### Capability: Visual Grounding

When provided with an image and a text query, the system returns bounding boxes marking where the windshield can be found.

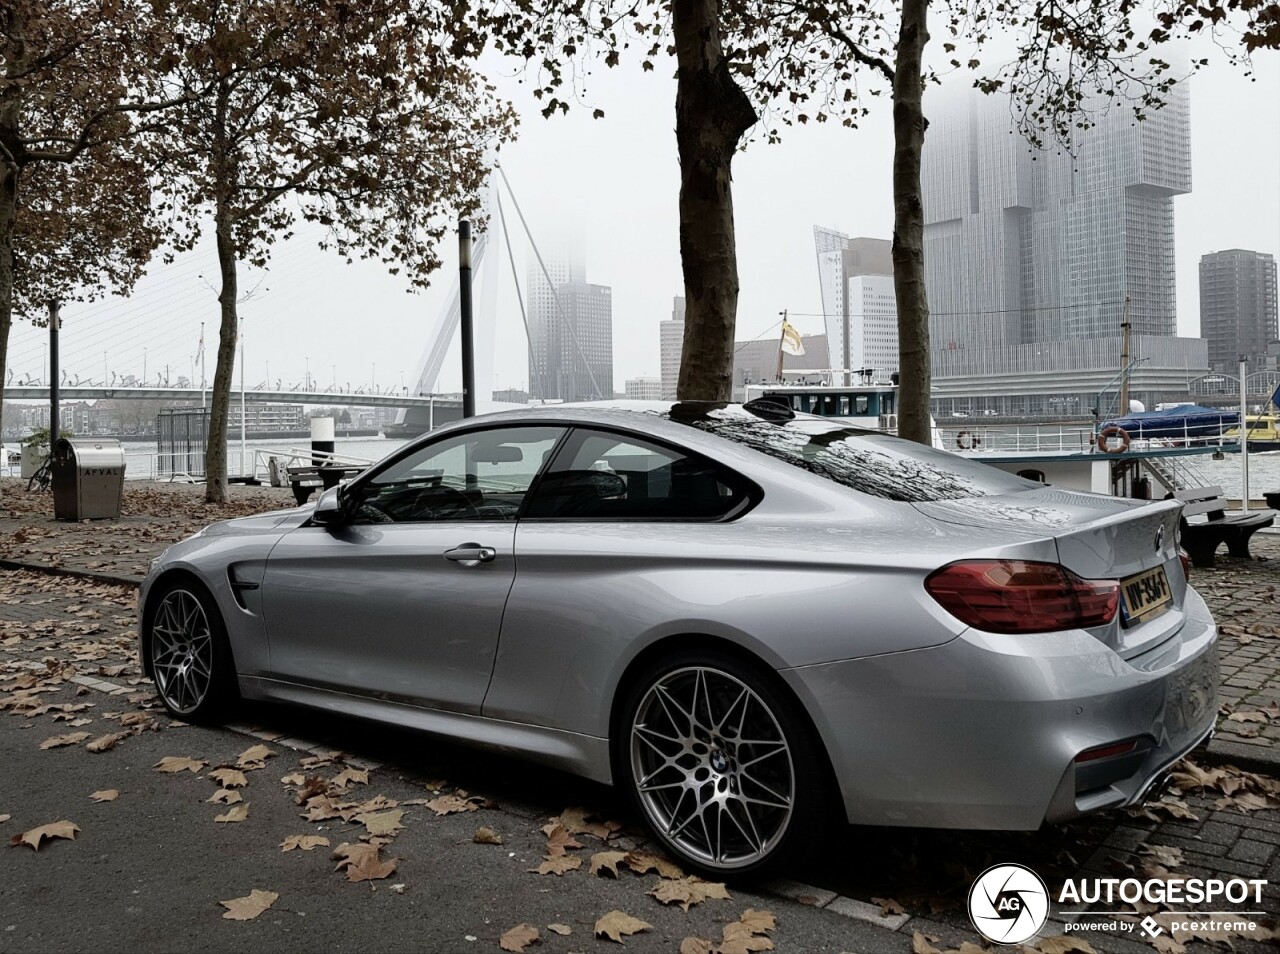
[669,404,1034,503]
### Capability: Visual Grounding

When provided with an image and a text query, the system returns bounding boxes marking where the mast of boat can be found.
[1118,296,1132,413]
[1240,354,1250,514]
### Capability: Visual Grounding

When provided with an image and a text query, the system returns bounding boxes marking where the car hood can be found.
[200,505,314,536]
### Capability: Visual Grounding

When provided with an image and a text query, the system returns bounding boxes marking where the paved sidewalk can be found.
[2,569,1278,953]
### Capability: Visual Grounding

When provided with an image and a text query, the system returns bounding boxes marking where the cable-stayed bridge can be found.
[1,385,456,410]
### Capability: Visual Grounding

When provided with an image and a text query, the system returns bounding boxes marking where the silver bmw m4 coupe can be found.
[138,401,1218,876]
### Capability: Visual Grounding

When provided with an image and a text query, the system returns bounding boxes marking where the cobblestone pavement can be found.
[3,496,1280,950]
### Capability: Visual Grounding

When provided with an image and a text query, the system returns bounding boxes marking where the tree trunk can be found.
[891,0,932,444]
[671,0,757,402]
[203,80,236,504]
[0,164,16,465]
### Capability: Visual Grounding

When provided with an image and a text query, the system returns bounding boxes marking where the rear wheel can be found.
[147,582,237,723]
[620,650,831,878]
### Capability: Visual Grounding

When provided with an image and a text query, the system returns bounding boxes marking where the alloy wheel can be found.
[629,666,795,870]
[150,589,215,715]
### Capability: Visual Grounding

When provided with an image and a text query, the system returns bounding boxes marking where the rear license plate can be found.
[1121,566,1172,623]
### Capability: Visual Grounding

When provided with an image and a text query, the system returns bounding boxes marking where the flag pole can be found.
[776,310,787,382]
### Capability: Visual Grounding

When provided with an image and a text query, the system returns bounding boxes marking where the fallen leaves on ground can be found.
[358,809,404,837]
[89,790,118,802]
[235,745,274,770]
[1164,759,1280,813]
[40,732,90,749]
[473,826,503,845]
[590,850,628,877]
[650,876,732,911]
[1029,938,1099,954]
[425,794,480,816]
[531,854,582,876]
[499,924,540,952]
[332,842,398,882]
[550,806,618,840]
[280,835,329,852]
[542,824,582,856]
[871,896,906,917]
[85,731,130,753]
[547,924,571,936]
[219,889,278,921]
[214,804,249,824]
[155,756,206,774]
[330,767,368,789]
[0,814,10,823]
[619,850,683,879]
[9,820,79,851]
[594,910,652,944]
[209,768,248,788]
[207,788,243,805]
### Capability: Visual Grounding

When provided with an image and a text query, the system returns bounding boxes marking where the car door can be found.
[482,427,756,733]
[260,424,567,713]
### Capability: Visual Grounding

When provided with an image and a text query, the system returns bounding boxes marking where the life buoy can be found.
[955,431,981,450]
[1097,426,1131,454]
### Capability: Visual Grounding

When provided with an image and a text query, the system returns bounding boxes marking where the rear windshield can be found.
[669,405,1032,502]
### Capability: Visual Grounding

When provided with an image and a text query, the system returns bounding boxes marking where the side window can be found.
[524,429,751,520]
[350,426,565,523]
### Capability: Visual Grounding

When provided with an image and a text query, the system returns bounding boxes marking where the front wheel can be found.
[147,581,237,723]
[619,651,832,878]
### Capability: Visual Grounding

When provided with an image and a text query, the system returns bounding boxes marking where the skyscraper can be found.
[814,229,895,378]
[1199,249,1278,374]
[920,85,1206,415]
[660,297,686,400]
[527,238,613,401]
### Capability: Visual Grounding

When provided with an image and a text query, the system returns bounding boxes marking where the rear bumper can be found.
[781,586,1219,830]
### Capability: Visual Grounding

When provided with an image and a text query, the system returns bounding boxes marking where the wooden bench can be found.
[1174,485,1275,568]
[286,464,365,505]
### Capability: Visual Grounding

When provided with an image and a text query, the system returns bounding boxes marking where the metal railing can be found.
[937,419,1239,455]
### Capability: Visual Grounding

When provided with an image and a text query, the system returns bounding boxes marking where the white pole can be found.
[1240,355,1250,514]
[240,326,247,478]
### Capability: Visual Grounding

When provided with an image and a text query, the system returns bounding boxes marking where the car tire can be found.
[146,579,238,724]
[618,648,833,879]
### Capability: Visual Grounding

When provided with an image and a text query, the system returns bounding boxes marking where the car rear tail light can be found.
[1178,547,1191,582]
[924,560,1119,634]
[1074,739,1140,763]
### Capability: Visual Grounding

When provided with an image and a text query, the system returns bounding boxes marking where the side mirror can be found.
[310,486,346,526]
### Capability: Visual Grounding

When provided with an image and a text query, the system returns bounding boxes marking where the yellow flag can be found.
[780,320,805,356]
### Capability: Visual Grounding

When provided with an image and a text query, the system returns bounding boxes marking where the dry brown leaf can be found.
[620,850,683,879]
[871,896,906,917]
[473,826,503,845]
[89,790,119,803]
[594,910,652,944]
[280,835,330,852]
[0,814,10,824]
[299,755,333,769]
[530,854,582,876]
[680,939,714,954]
[543,824,582,857]
[235,745,274,769]
[358,809,405,837]
[554,806,613,840]
[546,924,571,936]
[154,756,206,774]
[219,889,278,921]
[279,773,306,786]
[425,794,479,816]
[209,768,249,788]
[912,932,942,954]
[85,732,129,753]
[332,842,398,882]
[649,876,731,911]
[214,804,249,824]
[9,820,80,851]
[499,923,540,953]
[300,795,351,822]
[40,732,91,750]
[207,788,243,805]
[590,850,629,878]
[737,910,776,934]
[1227,710,1270,723]
[331,767,369,789]
[1140,844,1184,868]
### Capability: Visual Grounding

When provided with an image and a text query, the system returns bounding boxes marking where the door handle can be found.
[443,543,496,567]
